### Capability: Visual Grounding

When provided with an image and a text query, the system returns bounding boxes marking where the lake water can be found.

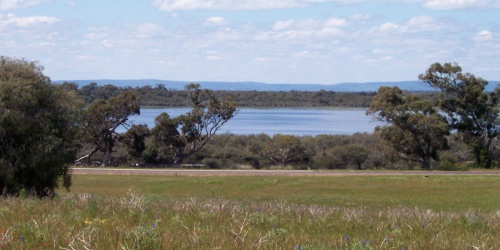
[127,108,384,136]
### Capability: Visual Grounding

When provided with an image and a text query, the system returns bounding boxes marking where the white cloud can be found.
[370,16,453,34]
[76,55,93,60]
[349,13,371,21]
[204,16,226,26]
[135,23,165,38]
[373,22,400,32]
[372,48,394,54]
[267,18,345,40]
[381,55,393,61]
[423,0,500,10]
[84,27,111,40]
[101,39,112,47]
[406,16,445,32]
[151,0,332,11]
[273,20,295,30]
[151,0,212,11]
[254,57,278,63]
[151,0,500,11]
[152,0,452,12]
[292,50,327,58]
[324,17,348,27]
[0,0,49,10]
[205,50,229,61]
[3,1,498,84]
[0,14,60,29]
[352,54,377,65]
[82,23,166,48]
[335,47,350,53]
[474,30,494,41]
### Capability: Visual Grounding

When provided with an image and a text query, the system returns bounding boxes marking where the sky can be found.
[0,0,499,85]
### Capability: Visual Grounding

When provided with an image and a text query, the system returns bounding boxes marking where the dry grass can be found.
[1,192,500,249]
[2,174,500,249]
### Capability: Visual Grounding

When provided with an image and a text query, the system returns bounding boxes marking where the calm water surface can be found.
[129,108,383,136]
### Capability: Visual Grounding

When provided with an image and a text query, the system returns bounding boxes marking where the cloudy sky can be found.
[0,0,499,84]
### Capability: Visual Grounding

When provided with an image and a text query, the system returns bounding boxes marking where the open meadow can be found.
[2,172,500,249]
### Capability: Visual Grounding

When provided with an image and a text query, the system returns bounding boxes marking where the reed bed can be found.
[1,190,499,249]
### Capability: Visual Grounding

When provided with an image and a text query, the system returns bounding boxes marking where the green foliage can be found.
[76,83,383,107]
[311,149,336,169]
[118,124,150,165]
[338,144,371,170]
[196,134,267,169]
[368,86,449,169]
[151,84,237,164]
[142,143,159,164]
[77,91,140,166]
[310,141,371,170]
[89,127,479,170]
[100,130,471,169]
[124,224,159,249]
[78,83,121,104]
[437,151,469,171]
[419,62,500,168]
[265,134,305,166]
[0,56,81,197]
[180,133,417,170]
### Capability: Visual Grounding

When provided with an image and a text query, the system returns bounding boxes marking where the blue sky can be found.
[1,0,499,84]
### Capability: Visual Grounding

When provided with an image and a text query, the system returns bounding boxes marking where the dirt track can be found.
[70,168,500,176]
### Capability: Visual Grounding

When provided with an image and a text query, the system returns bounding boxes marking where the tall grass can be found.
[3,174,500,249]
[1,190,500,249]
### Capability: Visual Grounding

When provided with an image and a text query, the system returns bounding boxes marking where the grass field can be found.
[70,174,500,212]
[2,173,500,249]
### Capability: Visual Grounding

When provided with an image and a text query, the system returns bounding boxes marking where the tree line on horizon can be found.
[1,55,500,198]
[67,81,442,108]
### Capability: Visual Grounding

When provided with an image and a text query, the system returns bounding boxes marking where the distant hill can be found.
[55,79,500,92]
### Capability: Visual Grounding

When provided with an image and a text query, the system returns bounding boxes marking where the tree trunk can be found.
[484,139,493,169]
[101,149,111,166]
[173,154,185,165]
[101,134,115,166]
[75,147,98,165]
[355,160,363,170]
[422,156,431,170]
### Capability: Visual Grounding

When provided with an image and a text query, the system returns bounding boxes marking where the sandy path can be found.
[70,168,500,176]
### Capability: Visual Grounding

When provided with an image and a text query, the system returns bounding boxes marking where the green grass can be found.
[1,174,500,249]
[70,174,500,212]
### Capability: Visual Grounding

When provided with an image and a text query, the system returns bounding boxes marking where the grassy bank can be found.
[1,174,500,249]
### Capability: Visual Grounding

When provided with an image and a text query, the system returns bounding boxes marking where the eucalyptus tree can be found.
[118,124,150,166]
[77,91,140,166]
[419,62,500,168]
[151,84,237,164]
[0,56,82,197]
[264,134,305,166]
[368,86,449,169]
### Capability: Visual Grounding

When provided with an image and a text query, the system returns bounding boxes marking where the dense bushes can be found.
[86,132,479,170]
